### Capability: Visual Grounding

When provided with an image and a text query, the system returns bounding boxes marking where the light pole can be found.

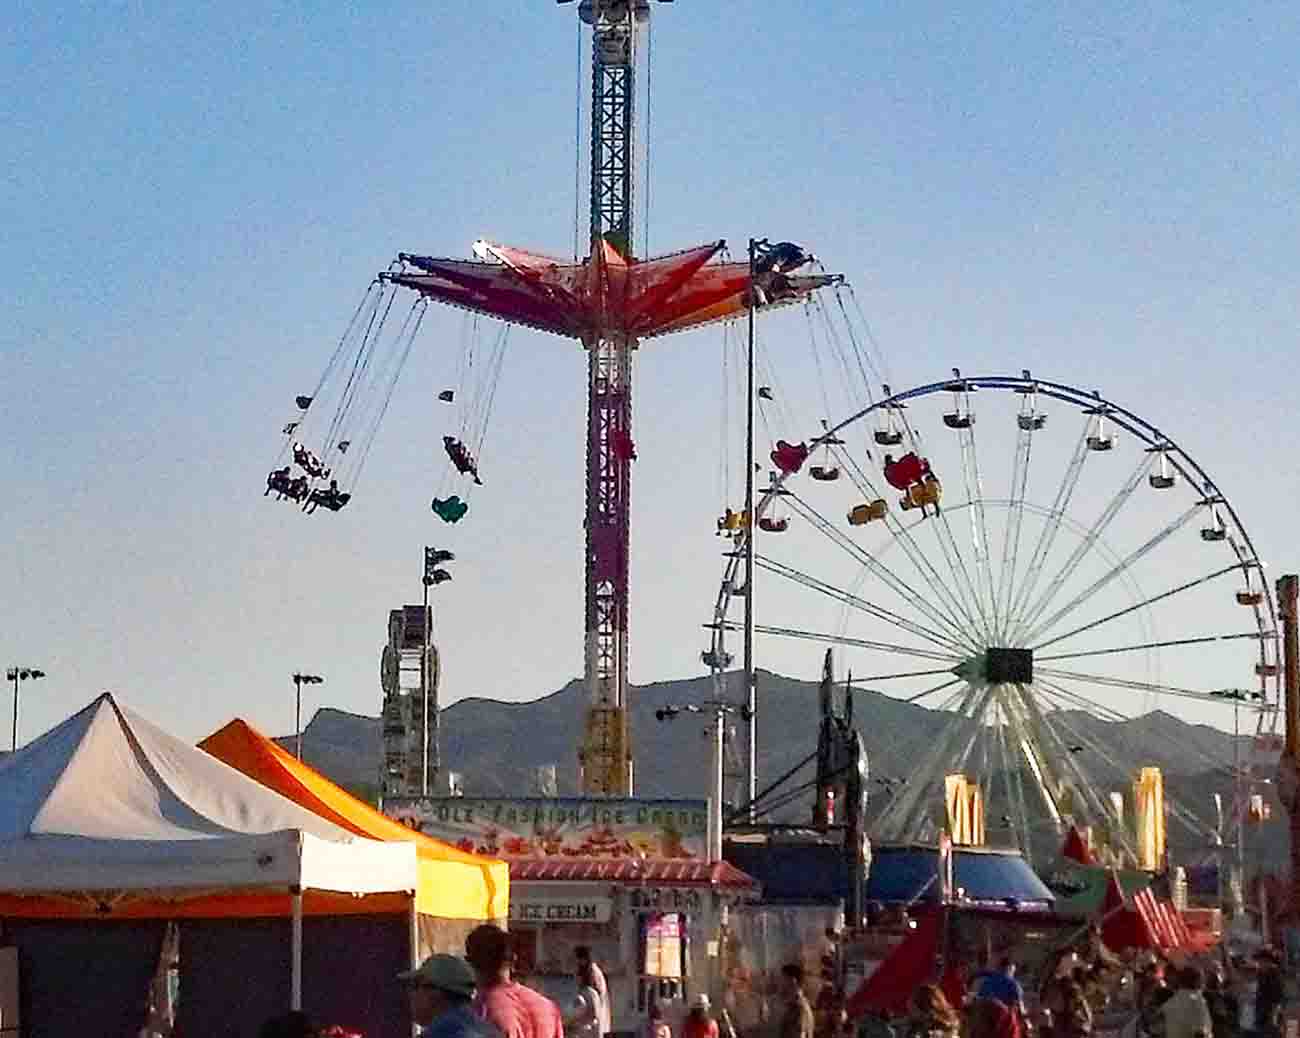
[6,667,46,751]
[422,547,453,796]
[1211,687,1265,877]
[744,239,758,821]
[292,673,323,761]
[656,699,750,861]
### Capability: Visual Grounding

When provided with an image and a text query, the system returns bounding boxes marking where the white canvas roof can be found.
[0,693,416,897]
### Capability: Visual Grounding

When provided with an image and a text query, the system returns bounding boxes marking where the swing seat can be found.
[1236,590,1262,606]
[1149,474,1176,489]
[900,478,942,511]
[1086,435,1115,451]
[848,499,888,525]
[809,465,840,482]
[883,451,929,491]
[942,412,974,430]
[758,516,789,533]
[1017,414,1047,431]
[432,496,469,524]
[716,509,746,534]
[770,440,810,474]
[1199,525,1227,542]
[874,428,903,446]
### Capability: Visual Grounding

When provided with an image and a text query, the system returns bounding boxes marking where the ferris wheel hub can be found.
[952,647,1035,688]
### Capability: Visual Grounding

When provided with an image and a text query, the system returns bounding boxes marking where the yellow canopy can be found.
[199,719,508,921]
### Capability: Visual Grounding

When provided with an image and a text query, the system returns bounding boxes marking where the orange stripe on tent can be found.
[199,719,508,922]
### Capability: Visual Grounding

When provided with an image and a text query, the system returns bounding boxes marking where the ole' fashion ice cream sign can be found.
[386,796,708,859]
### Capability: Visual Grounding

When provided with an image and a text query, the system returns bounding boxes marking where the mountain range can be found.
[282,669,1286,868]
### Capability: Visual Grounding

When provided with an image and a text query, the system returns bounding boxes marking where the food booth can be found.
[387,796,758,1030]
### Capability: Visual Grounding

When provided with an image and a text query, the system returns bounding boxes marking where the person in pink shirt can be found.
[466,925,565,1038]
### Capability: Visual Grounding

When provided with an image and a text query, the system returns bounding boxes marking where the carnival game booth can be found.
[0,694,420,1038]
[199,718,509,955]
[388,796,759,1032]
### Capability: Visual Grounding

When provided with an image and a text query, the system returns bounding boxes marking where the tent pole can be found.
[291,887,303,1011]
[409,895,420,969]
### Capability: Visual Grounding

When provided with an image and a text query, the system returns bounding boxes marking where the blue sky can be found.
[3,2,1297,755]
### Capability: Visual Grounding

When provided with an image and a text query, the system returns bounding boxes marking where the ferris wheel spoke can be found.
[1011,451,1155,644]
[1020,503,1202,646]
[875,682,983,839]
[930,502,998,644]
[1006,423,1091,637]
[785,491,980,651]
[850,666,960,682]
[1031,562,1242,652]
[899,684,998,842]
[717,621,957,663]
[1011,683,1120,836]
[1038,677,1256,786]
[1035,666,1243,708]
[902,677,964,704]
[754,555,968,656]
[995,699,1033,855]
[1034,680,1219,842]
[995,423,1035,645]
[997,686,1066,831]
[955,423,1000,638]
[826,452,986,646]
[1037,630,1269,663]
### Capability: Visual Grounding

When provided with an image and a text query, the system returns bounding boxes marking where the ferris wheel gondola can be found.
[706,372,1281,864]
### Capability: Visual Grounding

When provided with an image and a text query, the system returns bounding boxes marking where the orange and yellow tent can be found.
[199,719,508,922]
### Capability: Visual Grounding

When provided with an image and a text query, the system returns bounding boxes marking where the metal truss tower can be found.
[379,604,439,800]
[571,0,667,796]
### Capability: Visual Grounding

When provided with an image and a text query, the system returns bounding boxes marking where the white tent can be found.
[0,693,417,1026]
[0,691,416,895]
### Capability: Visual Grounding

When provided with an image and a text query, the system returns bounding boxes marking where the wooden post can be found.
[291,888,304,1011]
[1277,575,1299,937]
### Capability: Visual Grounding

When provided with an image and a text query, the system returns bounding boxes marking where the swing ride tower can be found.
[372,0,841,798]
[571,0,645,796]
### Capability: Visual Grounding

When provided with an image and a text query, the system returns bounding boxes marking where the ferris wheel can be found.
[706,370,1280,862]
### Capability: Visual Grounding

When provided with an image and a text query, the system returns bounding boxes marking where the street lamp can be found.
[1210,688,1266,873]
[292,673,324,761]
[420,547,455,796]
[6,667,46,751]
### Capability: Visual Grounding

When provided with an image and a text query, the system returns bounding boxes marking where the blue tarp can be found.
[723,842,1054,908]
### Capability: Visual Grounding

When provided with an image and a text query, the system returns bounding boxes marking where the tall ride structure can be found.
[571,0,647,795]
[381,0,839,796]
[380,604,439,800]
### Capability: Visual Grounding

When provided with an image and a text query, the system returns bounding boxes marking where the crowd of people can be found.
[889,933,1290,1038]
[253,920,1290,1038]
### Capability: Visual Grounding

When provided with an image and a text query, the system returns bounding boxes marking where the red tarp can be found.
[845,914,962,1018]
[1100,872,1162,951]
[389,240,839,342]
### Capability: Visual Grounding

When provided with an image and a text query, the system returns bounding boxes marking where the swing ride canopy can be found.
[385,239,840,341]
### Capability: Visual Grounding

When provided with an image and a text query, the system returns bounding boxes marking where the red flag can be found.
[1061,825,1094,864]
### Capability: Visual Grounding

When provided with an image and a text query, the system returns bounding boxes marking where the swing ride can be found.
[263,0,860,796]
[707,371,1282,864]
